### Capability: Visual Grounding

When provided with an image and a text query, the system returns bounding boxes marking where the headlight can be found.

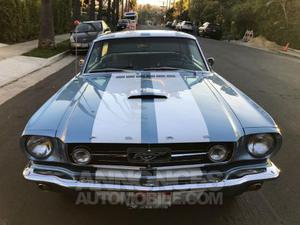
[71,147,91,165]
[247,134,275,157]
[70,35,75,43]
[208,145,230,162]
[26,136,53,159]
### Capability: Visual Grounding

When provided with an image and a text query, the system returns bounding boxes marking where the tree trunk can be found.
[38,0,55,48]
[89,0,95,20]
[112,0,115,25]
[98,0,103,19]
[72,0,81,20]
[121,0,124,17]
[280,0,289,28]
[108,0,111,24]
[125,0,128,12]
[116,0,120,22]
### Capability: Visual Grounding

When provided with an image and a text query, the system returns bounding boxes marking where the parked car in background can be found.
[70,20,111,52]
[21,30,282,208]
[171,20,178,29]
[165,21,172,28]
[198,22,222,40]
[180,21,193,33]
[117,19,130,31]
[175,21,182,30]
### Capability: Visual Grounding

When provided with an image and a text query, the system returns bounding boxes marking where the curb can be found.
[48,50,70,64]
[229,41,300,60]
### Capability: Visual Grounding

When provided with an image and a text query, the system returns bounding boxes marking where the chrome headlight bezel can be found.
[25,136,54,159]
[246,133,278,158]
[71,147,91,165]
[208,145,230,163]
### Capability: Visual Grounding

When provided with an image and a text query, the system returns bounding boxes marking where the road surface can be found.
[0,28,299,225]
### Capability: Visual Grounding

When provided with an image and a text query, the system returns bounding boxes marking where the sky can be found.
[138,0,165,6]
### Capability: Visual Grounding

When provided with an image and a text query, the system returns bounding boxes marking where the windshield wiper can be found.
[88,68,133,73]
[143,67,181,71]
[143,67,197,74]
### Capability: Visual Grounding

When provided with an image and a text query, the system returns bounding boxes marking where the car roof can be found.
[95,30,196,42]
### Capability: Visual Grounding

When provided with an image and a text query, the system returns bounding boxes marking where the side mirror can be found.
[207,57,215,67]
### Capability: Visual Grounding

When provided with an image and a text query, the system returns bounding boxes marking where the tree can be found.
[107,0,112,24]
[129,0,137,10]
[89,0,95,20]
[121,0,124,17]
[97,0,103,19]
[72,0,81,20]
[38,0,55,48]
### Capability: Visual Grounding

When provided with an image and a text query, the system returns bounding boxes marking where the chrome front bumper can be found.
[23,161,280,192]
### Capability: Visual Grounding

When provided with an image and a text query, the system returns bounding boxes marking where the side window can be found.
[86,42,102,72]
[93,22,102,31]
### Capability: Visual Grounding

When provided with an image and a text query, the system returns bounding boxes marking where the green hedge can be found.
[0,0,72,43]
[189,0,300,49]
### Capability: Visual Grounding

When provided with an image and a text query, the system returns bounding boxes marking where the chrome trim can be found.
[23,161,280,192]
[171,152,208,157]
[91,153,128,158]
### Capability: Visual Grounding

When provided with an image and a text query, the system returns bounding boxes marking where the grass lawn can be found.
[23,40,69,58]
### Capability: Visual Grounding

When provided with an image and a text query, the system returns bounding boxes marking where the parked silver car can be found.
[179,21,194,32]
[21,30,282,206]
[70,20,111,52]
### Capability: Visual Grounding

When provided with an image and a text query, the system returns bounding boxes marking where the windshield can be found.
[85,37,207,73]
[119,19,129,23]
[124,16,136,21]
[75,23,102,33]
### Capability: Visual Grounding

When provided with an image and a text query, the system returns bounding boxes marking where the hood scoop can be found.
[128,88,168,99]
[128,93,168,99]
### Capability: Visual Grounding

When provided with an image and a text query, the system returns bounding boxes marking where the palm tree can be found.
[98,0,103,19]
[108,0,112,24]
[89,0,96,20]
[72,0,81,20]
[38,0,55,48]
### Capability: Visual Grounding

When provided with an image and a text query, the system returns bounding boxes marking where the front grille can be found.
[67,143,234,167]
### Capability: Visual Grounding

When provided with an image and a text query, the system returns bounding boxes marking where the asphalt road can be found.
[0,28,300,225]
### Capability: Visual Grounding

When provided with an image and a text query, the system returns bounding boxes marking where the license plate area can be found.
[124,190,207,208]
[125,192,172,208]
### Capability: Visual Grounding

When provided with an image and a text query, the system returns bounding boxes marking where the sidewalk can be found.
[0,34,69,60]
[0,55,75,106]
[0,34,70,88]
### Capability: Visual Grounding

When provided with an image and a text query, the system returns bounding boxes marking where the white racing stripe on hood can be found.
[152,72,210,143]
[91,74,142,143]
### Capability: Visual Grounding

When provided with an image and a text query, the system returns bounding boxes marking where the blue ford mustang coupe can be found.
[21,30,282,204]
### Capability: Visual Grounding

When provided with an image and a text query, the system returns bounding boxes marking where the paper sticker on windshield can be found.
[102,42,109,56]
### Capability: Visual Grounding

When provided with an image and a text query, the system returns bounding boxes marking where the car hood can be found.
[23,72,277,144]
